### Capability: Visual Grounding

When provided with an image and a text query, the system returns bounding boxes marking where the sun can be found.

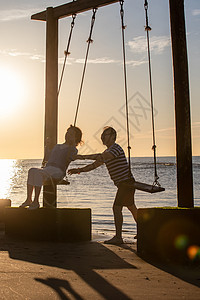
[0,67,25,118]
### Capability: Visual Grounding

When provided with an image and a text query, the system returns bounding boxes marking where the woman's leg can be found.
[33,186,42,204]
[19,183,34,207]
[27,168,42,209]
[20,168,43,208]
[27,184,34,202]
[28,186,41,209]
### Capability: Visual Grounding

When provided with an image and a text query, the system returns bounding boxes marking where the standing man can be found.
[68,126,137,245]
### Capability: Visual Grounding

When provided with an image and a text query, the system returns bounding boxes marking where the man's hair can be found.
[102,126,117,141]
[65,125,83,146]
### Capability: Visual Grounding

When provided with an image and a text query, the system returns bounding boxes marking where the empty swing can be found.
[119,0,165,193]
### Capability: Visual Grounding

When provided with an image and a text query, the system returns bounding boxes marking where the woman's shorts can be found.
[114,178,135,207]
[27,166,64,187]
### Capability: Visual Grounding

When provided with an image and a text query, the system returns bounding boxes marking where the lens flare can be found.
[174,234,189,250]
[187,245,200,261]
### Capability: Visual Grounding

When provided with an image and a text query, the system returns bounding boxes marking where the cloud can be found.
[30,54,45,62]
[58,57,74,65]
[74,57,147,67]
[0,8,40,22]
[128,35,170,55]
[75,57,117,64]
[0,48,147,69]
[57,57,118,66]
[127,59,147,67]
[192,9,200,16]
[0,49,45,62]
[1,49,119,66]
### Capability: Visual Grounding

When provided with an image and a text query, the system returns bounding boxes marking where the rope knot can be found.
[64,50,70,56]
[145,25,151,31]
[87,38,93,43]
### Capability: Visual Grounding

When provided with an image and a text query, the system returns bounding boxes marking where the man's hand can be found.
[68,168,80,175]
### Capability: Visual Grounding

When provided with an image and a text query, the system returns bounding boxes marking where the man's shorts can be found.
[114,178,135,207]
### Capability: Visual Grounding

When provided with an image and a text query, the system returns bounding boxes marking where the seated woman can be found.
[20,125,82,209]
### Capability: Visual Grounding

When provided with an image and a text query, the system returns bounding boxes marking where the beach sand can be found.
[0,229,199,299]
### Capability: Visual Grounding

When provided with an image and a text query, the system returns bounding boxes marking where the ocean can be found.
[0,157,199,241]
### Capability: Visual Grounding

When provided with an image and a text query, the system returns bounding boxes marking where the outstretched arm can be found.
[75,152,114,162]
[68,160,103,175]
[75,154,101,160]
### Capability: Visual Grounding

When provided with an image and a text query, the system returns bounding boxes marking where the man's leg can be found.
[127,203,137,223]
[104,205,123,244]
[113,205,123,238]
[127,200,137,239]
[104,184,126,245]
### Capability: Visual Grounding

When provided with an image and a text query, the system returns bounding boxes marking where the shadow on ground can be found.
[1,229,200,299]
[120,243,200,288]
[0,230,136,300]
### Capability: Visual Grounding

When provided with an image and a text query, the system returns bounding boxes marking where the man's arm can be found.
[68,160,103,175]
[75,154,101,160]
[75,151,114,162]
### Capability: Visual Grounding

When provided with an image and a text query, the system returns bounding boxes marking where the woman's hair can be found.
[102,126,117,141]
[65,125,83,146]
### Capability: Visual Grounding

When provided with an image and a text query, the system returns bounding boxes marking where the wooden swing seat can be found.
[44,177,164,193]
[44,178,70,186]
[134,181,165,193]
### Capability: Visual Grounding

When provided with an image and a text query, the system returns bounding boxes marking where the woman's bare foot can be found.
[19,199,32,208]
[28,201,40,210]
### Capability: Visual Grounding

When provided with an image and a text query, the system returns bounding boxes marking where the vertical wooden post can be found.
[169,0,193,207]
[43,7,58,208]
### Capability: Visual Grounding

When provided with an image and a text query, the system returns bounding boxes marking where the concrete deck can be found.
[0,228,199,299]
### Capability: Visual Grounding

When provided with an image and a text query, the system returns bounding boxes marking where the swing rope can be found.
[119,0,131,175]
[73,8,97,126]
[58,14,76,97]
[144,0,160,186]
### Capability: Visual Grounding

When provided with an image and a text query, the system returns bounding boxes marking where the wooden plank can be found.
[43,178,70,186]
[31,0,119,21]
[43,7,58,208]
[134,181,165,194]
[169,0,193,208]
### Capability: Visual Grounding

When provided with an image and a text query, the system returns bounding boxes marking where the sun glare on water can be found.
[0,160,15,198]
[0,68,25,118]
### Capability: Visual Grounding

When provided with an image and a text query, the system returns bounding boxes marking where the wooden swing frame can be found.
[31,0,193,208]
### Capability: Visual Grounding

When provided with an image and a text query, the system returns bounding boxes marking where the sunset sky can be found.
[0,0,199,159]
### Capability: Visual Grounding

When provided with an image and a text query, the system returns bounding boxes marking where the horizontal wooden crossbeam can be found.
[31,0,119,21]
